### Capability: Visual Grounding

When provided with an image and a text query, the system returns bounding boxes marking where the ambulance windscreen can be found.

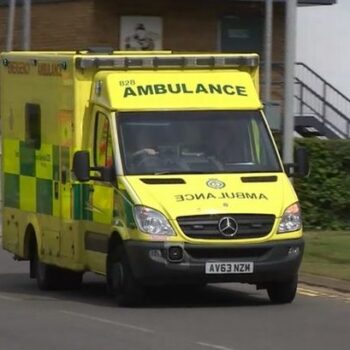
[117,111,282,175]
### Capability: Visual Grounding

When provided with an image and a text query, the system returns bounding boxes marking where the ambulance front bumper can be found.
[124,238,304,285]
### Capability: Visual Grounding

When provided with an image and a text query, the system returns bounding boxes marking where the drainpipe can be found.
[22,0,31,50]
[6,0,16,51]
[263,0,273,105]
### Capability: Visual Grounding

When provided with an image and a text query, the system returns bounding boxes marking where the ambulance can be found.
[0,49,309,305]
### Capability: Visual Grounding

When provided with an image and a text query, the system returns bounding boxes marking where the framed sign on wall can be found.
[120,16,163,51]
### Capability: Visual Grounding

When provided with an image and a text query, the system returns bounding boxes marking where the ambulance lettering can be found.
[8,62,30,75]
[123,83,248,98]
[175,192,268,202]
[38,62,62,76]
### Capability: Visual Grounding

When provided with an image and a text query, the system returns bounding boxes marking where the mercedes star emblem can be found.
[218,217,238,237]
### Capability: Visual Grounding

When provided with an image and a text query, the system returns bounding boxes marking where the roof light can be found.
[153,57,186,68]
[75,54,259,71]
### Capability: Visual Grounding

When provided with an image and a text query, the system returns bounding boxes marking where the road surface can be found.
[0,248,349,350]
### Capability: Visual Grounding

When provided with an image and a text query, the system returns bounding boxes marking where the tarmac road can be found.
[0,248,349,350]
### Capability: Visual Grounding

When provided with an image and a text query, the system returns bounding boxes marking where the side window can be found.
[94,113,113,168]
[248,117,276,167]
[25,103,41,149]
[249,119,261,163]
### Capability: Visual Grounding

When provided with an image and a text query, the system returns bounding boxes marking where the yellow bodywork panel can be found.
[19,176,36,212]
[92,185,114,224]
[35,144,54,180]
[3,139,20,174]
[124,173,302,242]
[92,70,262,111]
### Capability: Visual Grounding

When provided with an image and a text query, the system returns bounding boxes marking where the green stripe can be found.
[36,178,52,215]
[72,183,93,221]
[119,190,136,228]
[82,184,93,221]
[20,141,36,177]
[73,184,82,220]
[4,173,19,208]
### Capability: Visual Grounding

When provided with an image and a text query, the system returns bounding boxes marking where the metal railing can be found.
[265,62,350,138]
[294,62,350,138]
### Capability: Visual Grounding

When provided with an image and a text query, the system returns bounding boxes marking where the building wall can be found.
[94,0,285,62]
[0,0,284,58]
[0,0,285,101]
[0,0,95,50]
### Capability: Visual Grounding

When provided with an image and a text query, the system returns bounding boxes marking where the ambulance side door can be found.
[83,108,115,274]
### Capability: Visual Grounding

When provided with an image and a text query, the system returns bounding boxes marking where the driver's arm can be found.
[132,148,158,157]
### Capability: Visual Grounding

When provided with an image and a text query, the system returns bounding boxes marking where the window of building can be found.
[220,15,263,55]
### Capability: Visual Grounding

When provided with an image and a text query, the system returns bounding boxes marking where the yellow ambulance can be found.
[0,50,309,305]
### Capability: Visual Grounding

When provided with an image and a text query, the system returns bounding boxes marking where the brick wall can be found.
[0,0,285,101]
[0,0,285,56]
[93,0,285,59]
[0,0,95,51]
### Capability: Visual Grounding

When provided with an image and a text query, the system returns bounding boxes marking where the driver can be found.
[132,148,158,157]
[127,131,160,172]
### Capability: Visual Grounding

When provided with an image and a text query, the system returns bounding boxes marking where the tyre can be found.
[34,251,59,290]
[107,245,144,306]
[32,243,82,290]
[267,275,298,304]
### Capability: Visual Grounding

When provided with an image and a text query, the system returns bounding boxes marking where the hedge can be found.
[293,138,350,230]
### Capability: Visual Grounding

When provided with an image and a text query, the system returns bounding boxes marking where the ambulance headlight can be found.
[278,202,302,233]
[134,206,175,236]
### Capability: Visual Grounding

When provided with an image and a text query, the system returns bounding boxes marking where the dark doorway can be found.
[220,15,263,54]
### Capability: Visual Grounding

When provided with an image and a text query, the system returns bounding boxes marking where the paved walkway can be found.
[300,273,350,293]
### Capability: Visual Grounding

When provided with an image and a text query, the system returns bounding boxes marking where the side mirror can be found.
[295,147,310,177]
[72,151,90,182]
[99,166,116,183]
[284,147,310,178]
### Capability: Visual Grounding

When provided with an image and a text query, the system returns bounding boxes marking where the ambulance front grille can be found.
[177,214,275,240]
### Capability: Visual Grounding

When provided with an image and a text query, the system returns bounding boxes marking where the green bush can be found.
[294,139,350,230]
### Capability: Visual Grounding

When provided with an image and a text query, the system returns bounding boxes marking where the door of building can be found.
[220,15,263,54]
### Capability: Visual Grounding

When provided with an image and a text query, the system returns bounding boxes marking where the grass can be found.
[301,231,350,281]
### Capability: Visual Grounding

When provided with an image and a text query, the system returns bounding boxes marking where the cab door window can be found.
[94,113,113,168]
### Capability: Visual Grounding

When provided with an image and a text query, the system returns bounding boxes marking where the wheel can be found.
[32,243,82,290]
[34,251,59,290]
[107,245,144,306]
[267,275,298,304]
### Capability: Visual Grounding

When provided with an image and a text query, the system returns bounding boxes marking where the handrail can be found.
[296,62,350,104]
[294,62,350,139]
[263,61,350,138]
[295,79,350,125]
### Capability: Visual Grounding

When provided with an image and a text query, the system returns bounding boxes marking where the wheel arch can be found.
[107,230,124,256]
[106,230,125,274]
[22,215,42,260]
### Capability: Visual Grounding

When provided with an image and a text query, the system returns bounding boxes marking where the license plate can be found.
[205,262,254,274]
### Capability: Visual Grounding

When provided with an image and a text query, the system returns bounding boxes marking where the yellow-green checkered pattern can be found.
[3,138,65,216]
